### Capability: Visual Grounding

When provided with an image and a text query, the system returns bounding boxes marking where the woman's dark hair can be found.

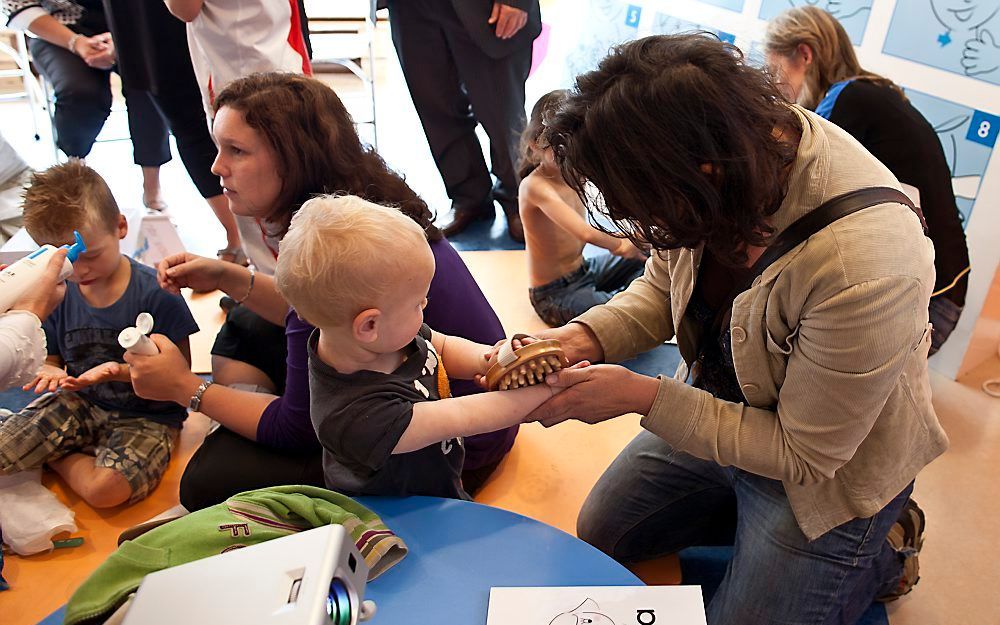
[545,33,800,265]
[517,89,569,180]
[214,72,440,241]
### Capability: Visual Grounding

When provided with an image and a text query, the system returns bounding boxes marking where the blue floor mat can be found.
[0,386,35,412]
[678,547,889,624]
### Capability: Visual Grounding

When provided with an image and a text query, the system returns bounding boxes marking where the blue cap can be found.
[63,230,86,263]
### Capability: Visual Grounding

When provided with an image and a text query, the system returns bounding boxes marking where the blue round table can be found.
[357,497,642,624]
[38,496,640,625]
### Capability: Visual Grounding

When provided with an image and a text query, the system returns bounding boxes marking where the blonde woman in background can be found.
[765,6,971,355]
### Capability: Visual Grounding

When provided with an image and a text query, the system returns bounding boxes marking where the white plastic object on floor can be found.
[0,469,77,555]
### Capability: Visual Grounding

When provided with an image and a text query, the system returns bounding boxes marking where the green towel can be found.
[66,485,407,625]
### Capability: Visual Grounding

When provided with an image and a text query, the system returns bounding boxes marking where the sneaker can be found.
[877,498,926,602]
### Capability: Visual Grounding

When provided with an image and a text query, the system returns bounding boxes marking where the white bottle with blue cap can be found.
[0,231,86,313]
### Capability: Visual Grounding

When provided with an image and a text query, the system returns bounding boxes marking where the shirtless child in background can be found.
[518,90,647,327]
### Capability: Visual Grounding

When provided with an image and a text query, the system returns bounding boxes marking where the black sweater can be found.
[824,80,970,306]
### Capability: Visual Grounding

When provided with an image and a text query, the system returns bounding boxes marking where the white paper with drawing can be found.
[486,586,707,625]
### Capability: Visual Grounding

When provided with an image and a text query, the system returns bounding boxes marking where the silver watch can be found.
[189,380,214,412]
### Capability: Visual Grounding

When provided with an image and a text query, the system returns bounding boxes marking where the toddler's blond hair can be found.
[275,194,430,328]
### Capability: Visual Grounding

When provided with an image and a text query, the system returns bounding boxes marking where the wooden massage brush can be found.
[485,333,570,391]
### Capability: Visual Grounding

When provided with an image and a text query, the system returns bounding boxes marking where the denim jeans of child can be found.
[529,254,645,327]
[578,430,911,625]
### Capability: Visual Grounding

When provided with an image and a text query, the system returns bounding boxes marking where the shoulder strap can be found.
[710,186,923,337]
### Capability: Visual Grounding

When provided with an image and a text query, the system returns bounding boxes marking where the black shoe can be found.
[441,210,493,238]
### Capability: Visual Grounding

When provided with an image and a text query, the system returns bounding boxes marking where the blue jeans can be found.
[578,431,911,625]
[928,296,963,356]
[529,254,645,326]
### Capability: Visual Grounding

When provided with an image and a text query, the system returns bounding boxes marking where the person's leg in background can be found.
[387,0,495,236]
[121,86,171,211]
[179,425,324,511]
[928,294,963,355]
[28,38,112,158]
[447,26,532,242]
[587,253,646,294]
[147,77,242,260]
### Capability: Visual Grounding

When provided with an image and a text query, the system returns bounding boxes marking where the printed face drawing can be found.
[785,0,873,20]
[931,0,1000,32]
[548,599,616,625]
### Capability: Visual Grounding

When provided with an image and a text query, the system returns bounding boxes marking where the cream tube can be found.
[119,313,159,355]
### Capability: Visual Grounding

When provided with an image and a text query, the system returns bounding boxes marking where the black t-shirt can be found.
[307,324,468,500]
[825,80,970,306]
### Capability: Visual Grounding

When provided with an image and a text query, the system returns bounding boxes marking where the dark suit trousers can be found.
[388,0,532,216]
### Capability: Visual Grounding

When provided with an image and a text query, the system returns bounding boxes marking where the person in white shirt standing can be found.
[164,0,311,120]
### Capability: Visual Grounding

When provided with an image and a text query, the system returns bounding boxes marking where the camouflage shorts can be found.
[0,391,176,503]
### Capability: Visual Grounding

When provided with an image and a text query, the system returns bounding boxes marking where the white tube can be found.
[118,327,159,355]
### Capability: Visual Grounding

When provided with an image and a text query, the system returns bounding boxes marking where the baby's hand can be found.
[24,364,68,394]
[484,335,540,365]
[61,361,126,391]
[477,335,542,388]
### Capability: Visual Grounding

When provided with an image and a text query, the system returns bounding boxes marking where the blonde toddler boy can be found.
[275,195,575,499]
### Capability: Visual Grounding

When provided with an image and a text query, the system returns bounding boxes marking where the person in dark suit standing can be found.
[384,0,541,242]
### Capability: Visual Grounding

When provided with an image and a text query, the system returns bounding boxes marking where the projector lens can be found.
[327,579,352,625]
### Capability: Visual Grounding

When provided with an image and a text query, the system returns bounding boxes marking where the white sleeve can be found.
[0,311,46,389]
[7,6,48,31]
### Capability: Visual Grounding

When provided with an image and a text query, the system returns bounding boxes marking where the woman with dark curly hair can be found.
[520,34,946,623]
[124,73,515,509]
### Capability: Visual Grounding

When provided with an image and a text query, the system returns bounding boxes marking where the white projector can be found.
[124,525,375,625]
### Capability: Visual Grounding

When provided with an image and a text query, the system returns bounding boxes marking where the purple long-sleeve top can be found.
[255,237,515,470]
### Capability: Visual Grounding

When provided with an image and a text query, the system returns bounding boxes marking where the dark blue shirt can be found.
[43,257,199,426]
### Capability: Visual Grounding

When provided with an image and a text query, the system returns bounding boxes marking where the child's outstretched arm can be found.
[393,383,560,454]
[61,339,194,392]
[525,178,647,260]
[430,331,492,380]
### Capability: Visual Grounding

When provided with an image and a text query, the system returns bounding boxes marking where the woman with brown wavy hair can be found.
[765,7,970,354]
[517,34,945,622]
[124,73,515,508]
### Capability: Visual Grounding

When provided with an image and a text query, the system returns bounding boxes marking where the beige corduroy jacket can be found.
[575,106,949,540]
